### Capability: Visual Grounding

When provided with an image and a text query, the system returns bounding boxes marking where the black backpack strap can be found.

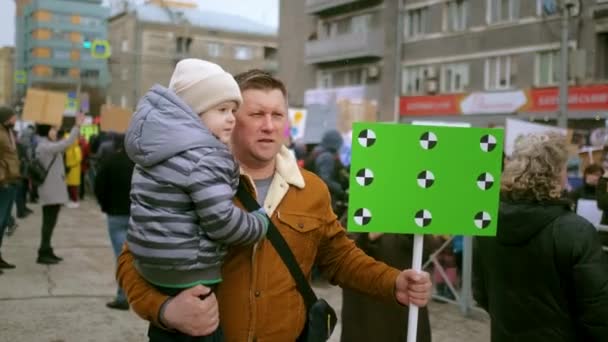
[46,154,58,174]
[236,182,318,310]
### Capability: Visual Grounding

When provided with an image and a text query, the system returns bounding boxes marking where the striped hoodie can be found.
[125,85,268,287]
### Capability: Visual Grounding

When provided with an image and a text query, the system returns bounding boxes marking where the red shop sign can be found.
[400,94,462,116]
[528,85,608,112]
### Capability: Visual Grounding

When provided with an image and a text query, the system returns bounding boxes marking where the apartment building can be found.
[279,0,400,125]
[15,0,111,114]
[0,47,15,106]
[107,0,278,110]
[399,0,608,126]
[281,0,608,131]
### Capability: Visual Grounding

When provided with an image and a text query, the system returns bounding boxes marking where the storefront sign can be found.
[460,90,527,115]
[399,94,461,116]
[528,85,608,112]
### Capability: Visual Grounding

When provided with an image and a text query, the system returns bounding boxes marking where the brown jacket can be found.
[117,147,401,342]
[0,126,20,185]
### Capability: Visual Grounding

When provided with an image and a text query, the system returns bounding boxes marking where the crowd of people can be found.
[2,58,608,341]
[0,109,135,268]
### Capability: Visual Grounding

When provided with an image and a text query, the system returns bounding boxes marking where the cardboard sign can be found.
[337,99,377,134]
[22,88,67,126]
[505,118,567,156]
[576,199,603,227]
[100,105,132,133]
[348,122,503,236]
[288,108,307,141]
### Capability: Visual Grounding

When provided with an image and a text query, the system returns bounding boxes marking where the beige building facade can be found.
[0,47,15,107]
[108,1,278,110]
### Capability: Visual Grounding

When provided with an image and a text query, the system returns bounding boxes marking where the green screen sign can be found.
[348,122,503,236]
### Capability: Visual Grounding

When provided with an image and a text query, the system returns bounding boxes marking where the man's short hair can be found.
[234,70,287,98]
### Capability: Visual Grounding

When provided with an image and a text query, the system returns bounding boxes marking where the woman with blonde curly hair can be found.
[473,132,608,342]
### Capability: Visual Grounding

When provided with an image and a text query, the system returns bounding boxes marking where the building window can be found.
[487,0,520,24]
[52,13,72,24]
[53,50,71,59]
[598,33,608,80]
[207,42,223,57]
[53,67,69,77]
[351,14,372,34]
[485,56,517,90]
[317,71,332,88]
[82,69,99,80]
[52,29,70,41]
[402,66,430,95]
[81,51,94,61]
[441,63,469,93]
[80,17,102,26]
[121,39,129,52]
[176,37,193,55]
[404,7,429,38]
[535,50,574,86]
[335,68,365,86]
[444,0,468,32]
[537,0,558,16]
[234,46,253,60]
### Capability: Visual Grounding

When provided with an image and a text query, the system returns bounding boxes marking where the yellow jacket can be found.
[64,137,82,186]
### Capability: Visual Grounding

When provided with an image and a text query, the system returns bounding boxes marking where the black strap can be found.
[46,154,58,174]
[236,182,318,310]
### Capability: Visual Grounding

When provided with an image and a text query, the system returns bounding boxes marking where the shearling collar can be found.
[274,146,305,189]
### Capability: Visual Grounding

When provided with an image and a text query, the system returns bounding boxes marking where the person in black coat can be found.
[569,163,603,208]
[474,132,608,342]
[94,134,134,311]
[341,233,432,342]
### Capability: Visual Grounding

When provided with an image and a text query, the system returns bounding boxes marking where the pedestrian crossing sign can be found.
[348,122,503,236]
[91,40,111,59]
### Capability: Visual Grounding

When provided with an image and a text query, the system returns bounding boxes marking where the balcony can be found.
[305,28,384,64]
[30,71,110,88]
[305,0,380,15]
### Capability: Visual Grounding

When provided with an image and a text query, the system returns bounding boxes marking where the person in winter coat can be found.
[474,132,608,342]
[94,134,134,311]
[308,130,348,213]
[64,133,82,208]
[34,114,84,265]
[0,106,20,272]
[569,163,603,209]
[341,233,432,342]
[125,59,270,341]
[20,125,39,203]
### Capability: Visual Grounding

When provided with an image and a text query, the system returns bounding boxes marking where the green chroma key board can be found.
[348,122,504,236]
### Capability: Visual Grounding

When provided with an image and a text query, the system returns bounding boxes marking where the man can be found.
[116,70,432,340]
[94,134,134,311]
[0,106,20,272]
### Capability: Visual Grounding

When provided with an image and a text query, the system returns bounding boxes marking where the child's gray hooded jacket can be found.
[125,85,267,286]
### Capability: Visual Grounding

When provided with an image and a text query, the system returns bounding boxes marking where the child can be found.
[125,59,268,342]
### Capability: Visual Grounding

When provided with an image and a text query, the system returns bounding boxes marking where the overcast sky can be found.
[0,0,278,47]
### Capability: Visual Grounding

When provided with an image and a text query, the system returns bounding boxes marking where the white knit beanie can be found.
[168,59,242,115]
